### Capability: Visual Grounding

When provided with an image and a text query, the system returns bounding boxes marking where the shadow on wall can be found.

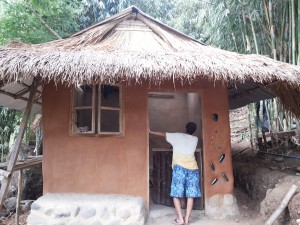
[148,92,202,169]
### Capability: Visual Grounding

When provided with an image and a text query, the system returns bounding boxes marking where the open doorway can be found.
[148,91,204,210]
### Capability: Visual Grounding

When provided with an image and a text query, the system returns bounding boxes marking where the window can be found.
[71,84,123,135]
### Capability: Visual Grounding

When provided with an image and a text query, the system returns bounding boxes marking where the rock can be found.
[295,167,300,173]
[51,222,65,225]
[4,197,16,212]
[98,207,110,220]
[78,207,96,219]
[21,200,34,211]
[117,208,131,220]
[27,214,49,225]
[73,206,80,217]
[108,221,120,225]
[45,208,54,216]
[224,194,234,206]
[22,165,43,200]
[68,220,84,225]
[7,186,17,198]
[89,221,103,225]
[0,209,9,217]
[206,194,239,218]
[269,166,279,170]
[207,194,221,208]
[274,157,284,162]
[31,202,41,210]
[27,194,146,225]
[52,207,71,218]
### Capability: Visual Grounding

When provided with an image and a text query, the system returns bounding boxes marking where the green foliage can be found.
[0,107,22,162]
[0,0,82,44]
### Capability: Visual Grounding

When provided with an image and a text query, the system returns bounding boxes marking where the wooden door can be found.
[151,149,204,209]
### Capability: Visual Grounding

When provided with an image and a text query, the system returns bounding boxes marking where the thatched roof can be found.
[0,6,300,115]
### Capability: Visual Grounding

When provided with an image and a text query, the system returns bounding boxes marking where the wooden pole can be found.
[248,104,254,149]
[15,169,23,225]
[264,185,298,225]
[0,77,40,208]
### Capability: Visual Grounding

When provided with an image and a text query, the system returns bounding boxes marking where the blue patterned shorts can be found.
[170,164,201,198]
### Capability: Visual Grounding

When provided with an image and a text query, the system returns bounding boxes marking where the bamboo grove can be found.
[199,0,300,149]
[0,0,300,152]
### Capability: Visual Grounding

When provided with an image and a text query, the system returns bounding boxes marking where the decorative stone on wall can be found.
[27,193,146,225]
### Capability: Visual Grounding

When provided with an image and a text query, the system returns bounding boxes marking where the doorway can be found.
[148,91,204,210]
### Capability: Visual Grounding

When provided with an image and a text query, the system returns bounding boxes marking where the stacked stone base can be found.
[27,193,146,225]
[205,193,240,219]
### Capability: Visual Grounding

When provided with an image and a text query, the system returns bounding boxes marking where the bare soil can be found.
[0,211,29,225]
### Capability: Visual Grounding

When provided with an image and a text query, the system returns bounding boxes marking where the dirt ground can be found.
[0,211,29,225]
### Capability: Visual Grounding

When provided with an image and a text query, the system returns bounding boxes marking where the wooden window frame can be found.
[70,84,124,136]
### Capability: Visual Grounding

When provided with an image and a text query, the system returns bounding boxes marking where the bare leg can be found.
[185,198,194,224]
[173,197,184,223]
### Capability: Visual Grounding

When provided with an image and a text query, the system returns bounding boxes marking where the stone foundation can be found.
[205,193,239,218]
[27,193,146,225]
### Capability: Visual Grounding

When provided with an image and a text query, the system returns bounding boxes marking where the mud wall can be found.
[42,83,148,204]
[201,85,234,198]
[42,79,235,214]
[201,85,238,217]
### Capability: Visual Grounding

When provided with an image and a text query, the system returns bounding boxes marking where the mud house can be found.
[0,6,300,225]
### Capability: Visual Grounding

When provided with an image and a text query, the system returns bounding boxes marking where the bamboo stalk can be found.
[263,0,271,28]
[250,15,259,54]
[253,103,259,150]
[292,0,297,64]
[261,101,268,147]
[242,8,251,53]
[273,99,279,146]
[248,104,254,149]
[224,2,238,52]
[269,0,277,59]
[280,1,288,61]
[284,1,290,63]
[298,0,300,64]
[265,100,274,147]
[289,1,293,62]
[264,185,298,225]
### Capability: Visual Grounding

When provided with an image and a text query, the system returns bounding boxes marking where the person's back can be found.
[166,132,198,170]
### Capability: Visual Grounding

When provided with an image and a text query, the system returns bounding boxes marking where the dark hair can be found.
[186,122,197,135]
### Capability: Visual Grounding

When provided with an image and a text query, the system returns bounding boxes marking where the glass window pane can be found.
[100,85,120,108]
[73,109,93,133]
[100,110,120,132]
[74,85,93,107]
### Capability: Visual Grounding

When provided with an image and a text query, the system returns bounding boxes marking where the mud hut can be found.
[0,5,300,224]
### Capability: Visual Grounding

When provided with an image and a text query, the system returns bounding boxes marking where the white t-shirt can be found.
[166,132,198,169]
